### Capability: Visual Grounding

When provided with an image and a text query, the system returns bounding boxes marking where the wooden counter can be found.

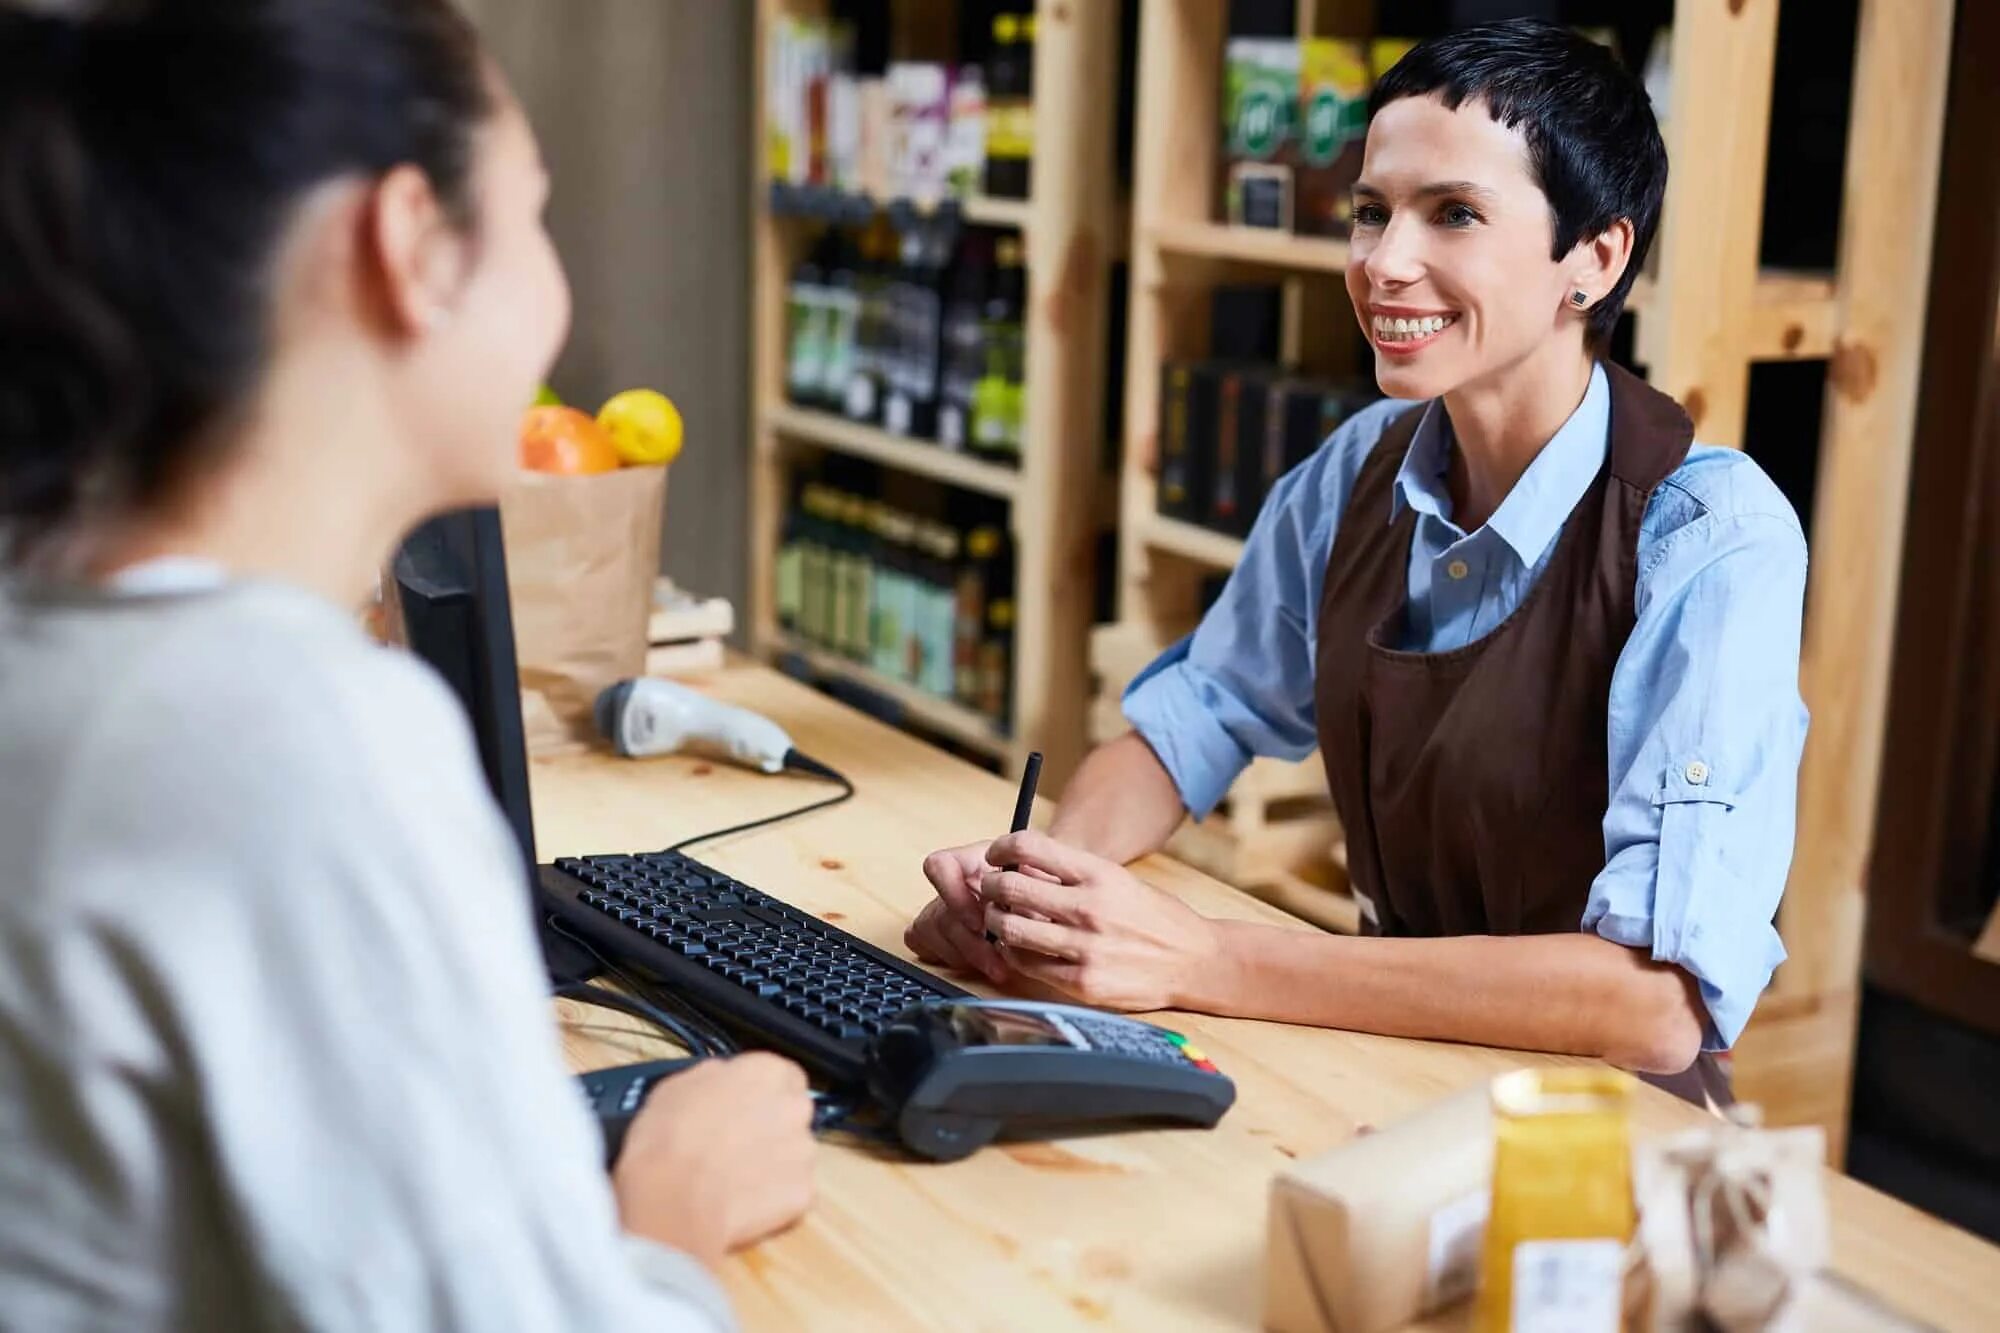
[533,662,1999,1331]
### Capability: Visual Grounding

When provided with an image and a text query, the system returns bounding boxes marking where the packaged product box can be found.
[1369,36,1419,82]
[1210,365,1273,537]
[1297,39,1372,238]
[1222,38,1300,229]
[1264,1085,1493,1333]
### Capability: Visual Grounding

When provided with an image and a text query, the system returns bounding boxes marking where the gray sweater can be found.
[0,574,734,1331]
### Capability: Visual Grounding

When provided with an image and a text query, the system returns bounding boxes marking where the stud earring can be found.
[1570,290,1590,308]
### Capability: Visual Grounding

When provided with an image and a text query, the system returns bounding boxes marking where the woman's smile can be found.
[1369,305,1461,355]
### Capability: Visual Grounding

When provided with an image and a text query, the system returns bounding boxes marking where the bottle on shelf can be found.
[937,231,992,453]
[870,506,912,680]
[954,520,1004,709]
[917,521,960,699]
[784,237,831,408]
[845,216,896,423]
[884,223,949,439]
[797,484,833,647]
[819,229,861,408]
[979,595,1015,731]
[971,235,1026,464]
[841,492,876,661]
[983,10,1035,201]
[776,493,807,632]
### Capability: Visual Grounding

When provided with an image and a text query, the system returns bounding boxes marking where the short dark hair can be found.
[1370,19,1667,348]
[0,0,492,557]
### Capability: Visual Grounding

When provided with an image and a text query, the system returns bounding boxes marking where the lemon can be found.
[597,388,683,467]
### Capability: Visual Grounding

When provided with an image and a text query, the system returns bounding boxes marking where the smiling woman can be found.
[909,20,1809,1109]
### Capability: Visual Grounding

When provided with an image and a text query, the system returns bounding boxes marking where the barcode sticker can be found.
[1510,1239,1623,1333]
[1424,1189,1490,1310]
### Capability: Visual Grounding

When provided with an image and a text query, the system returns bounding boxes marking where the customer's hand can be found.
[906,841,1011,984]
[611,1053,816,1268]
[978,830,1220,1012]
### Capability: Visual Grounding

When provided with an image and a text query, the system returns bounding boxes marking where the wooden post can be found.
[1119,0,1227,645]
[747,0,788,651]
[1639,0,1781,447]
[1014,0,1120,786]
[1781,0,1955,1003]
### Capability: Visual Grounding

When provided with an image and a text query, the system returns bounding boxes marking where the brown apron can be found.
[1312,363,1729,1107]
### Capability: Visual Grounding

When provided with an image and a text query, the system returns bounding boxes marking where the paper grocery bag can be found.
[498,466,666,755]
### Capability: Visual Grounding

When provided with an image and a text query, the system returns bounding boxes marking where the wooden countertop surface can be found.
[535,661,1999,1331]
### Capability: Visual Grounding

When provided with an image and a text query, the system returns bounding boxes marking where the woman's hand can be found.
[978,830,1221,1012]
[611,1053,817,1269]
[906,841,1011,984]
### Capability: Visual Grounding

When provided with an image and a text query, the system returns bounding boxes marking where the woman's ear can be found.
[364,164,471,337]
[1566,217,1635,311]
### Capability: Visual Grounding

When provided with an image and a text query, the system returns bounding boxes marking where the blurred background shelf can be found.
[1150,218,1350,272]
[750,0,1122,784]
[765,404,1023,500]
[1144,514,1246,569]
[766,630,1014,762]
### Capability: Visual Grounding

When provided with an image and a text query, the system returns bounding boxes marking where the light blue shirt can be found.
[1123,364,1809,1050]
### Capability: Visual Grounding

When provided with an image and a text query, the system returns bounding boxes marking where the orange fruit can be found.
[519,405,620,475]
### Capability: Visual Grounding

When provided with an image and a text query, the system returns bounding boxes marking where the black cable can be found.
[545,918,739,1055]
[663,749,855,855]
[555,980,719,1057]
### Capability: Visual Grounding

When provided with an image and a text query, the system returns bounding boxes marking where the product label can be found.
[1510,1239,1623,1333]
[985,102,1034,160]
[1300,41,1371,166]
[1223,39,1299,160]
[1424,1189,1490,1311]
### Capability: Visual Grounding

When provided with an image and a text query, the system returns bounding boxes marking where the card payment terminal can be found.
[866,999,1237,1161]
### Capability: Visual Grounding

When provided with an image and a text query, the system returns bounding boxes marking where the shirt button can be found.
[1446,559,1470,581]
[1684,761,1709,785]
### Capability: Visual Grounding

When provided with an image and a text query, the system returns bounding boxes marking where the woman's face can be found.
[1344,94,1584,401]
[409,86,571,505]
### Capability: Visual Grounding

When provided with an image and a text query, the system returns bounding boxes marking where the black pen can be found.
[987,750,1042,943]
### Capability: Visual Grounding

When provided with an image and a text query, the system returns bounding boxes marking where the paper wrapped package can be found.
[497,466,667,754]
[1264,1086,1493,1333]
[1629,1117,1830,1333]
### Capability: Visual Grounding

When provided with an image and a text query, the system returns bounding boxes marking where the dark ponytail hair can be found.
[0,0,491,556]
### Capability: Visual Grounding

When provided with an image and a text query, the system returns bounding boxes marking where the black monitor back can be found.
[392,506,593,981]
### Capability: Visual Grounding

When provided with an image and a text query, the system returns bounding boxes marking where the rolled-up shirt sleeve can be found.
[1583,507,1809,1051]
[1123,399,1408,818]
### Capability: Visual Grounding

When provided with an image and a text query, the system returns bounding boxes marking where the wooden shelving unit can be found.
[1144,514,1245,569]
[749,0,1121,781]
[764,405,1022,500]
[769,631,1013,759]
[1100,0,1952,1150]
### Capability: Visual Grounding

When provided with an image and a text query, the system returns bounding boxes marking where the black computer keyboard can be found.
[540,850,969,1085]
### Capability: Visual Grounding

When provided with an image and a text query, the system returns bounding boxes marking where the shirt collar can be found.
[1388,362,1611,566]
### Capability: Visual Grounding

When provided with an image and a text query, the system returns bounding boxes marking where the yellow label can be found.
[985,102,1034,160]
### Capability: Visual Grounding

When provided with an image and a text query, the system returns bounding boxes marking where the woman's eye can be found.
[1352,202,1388,228]
[1439,203,1481,227]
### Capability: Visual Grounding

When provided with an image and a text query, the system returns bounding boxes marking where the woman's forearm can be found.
[1180,922,1707,1074]
[1048,731,1188,865]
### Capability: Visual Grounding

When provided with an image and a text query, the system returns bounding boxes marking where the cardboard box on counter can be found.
[1265,1085,1494,1333]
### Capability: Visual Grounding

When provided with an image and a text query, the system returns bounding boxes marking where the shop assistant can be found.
[908,20,1808,1099]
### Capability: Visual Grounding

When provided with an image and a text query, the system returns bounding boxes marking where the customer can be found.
[0,2,809,1327]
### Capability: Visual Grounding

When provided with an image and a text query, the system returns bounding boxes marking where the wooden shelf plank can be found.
[764,631,1013,759]
[765,405,1022,500]
[963,194,1033,230]
[1628,268,1838,361]
[1149,220,1351,272]
[1145,515,1246,568]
